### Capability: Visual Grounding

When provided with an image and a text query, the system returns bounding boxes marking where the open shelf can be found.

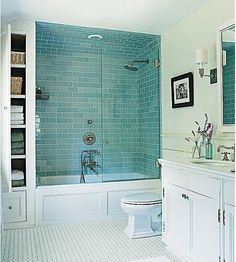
[11,158,26,187]
[11,64,26,68]
[11,95,26,99]
[11,68,26,95]
[11,155,26,159]
[11,34,26,52]
[11,125,26,128]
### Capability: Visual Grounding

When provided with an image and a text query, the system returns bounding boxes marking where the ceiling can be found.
[2,0,212,34]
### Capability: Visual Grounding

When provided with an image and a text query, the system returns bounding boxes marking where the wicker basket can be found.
[11,52,26,65]
[11,77,23,95]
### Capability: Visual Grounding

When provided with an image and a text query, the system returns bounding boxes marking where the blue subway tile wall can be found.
[137,39,161,177]
[223,42,235,124]
[36,21,161,180]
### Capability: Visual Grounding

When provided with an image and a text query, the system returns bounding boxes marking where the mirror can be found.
[217,20,235,132]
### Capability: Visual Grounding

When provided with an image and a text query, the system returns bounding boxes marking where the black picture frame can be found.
[171,72,194,108]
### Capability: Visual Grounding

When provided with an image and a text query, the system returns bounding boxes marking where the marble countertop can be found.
[158,157,235,180]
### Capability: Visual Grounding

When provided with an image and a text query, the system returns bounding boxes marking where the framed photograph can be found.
[171,72,194,108]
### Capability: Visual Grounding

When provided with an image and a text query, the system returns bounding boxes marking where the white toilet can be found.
[120,192,162,239]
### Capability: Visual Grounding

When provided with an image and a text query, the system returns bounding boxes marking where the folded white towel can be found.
[11,113,24,120]
[11,169,24,180]
[11,105,23,113]
[11,120,24,125]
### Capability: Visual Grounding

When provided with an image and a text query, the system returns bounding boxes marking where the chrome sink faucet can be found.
[217,144,235,162]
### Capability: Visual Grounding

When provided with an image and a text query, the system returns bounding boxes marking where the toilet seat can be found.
[121,192,161,205]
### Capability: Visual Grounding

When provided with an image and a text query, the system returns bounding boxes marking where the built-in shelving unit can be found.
[2,20,36,229]
[10,33,26,188]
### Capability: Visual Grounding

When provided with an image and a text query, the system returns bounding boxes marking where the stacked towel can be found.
[12,169,24,180]
[11,129,24,141]
[11,105,24,125]
[11,105,23,113]
[11,130,24,155]
[11,169,25,187]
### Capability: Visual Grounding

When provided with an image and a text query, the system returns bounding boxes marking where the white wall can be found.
[161,0,235,159]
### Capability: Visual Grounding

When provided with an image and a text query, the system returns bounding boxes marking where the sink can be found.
[191,159,235,173]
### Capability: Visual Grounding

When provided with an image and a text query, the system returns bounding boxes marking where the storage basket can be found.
[11,52,26,64]
[11,77,23,95]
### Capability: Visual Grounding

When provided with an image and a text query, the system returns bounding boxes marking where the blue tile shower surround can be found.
[223,42,235,124]
[36,21,161,179]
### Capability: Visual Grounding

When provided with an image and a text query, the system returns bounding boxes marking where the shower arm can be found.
[131,60,149,64]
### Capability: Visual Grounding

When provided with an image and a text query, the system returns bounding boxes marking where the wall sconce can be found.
[196,48,217,84]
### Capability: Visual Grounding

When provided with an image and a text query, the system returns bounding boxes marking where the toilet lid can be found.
[121,192,162,205]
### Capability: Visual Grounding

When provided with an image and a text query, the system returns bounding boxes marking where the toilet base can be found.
[124,214,162,239]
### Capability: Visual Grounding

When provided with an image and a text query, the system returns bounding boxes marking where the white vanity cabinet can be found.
[162,163,221,262]
[223,179,235,262]
[163,183,190,259]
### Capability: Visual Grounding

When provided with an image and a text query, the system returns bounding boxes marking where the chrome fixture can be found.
[217,144,235,161]
[195,48,217,84]
[83,132,96,145]
[80,150,100,183]
[124,59,149,71]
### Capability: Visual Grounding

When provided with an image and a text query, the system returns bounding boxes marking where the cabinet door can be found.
[3,191,26,223]
[190,191,220,262]
[163,184,190,259]
[224,204,235,262]
[1,24,11,193]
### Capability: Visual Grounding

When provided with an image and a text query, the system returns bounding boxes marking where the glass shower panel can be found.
[102,54,140,182]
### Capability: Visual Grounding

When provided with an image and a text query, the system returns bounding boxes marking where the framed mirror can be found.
[217,20,235,132]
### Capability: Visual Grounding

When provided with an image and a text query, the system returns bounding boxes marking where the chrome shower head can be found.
[124,59,149,71]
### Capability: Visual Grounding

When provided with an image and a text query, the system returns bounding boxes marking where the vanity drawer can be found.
[3,191,26,223]
[188,173,220,200]
[224,179,235,206]
[163,165,188,188]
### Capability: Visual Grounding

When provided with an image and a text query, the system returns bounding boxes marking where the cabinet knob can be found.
[182,193,189,200]
[4,106,8,110]
[8,206,12,210]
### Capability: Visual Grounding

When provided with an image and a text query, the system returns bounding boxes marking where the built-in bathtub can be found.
[38,173,151,186]
[36,173,161,225]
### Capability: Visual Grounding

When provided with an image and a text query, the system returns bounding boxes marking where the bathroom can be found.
[1,0,235,261]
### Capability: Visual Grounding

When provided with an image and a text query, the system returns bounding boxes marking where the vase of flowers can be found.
[185,113,214,159]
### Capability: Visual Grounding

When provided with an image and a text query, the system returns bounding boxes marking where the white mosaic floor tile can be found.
[2,218,181,262]
[130,256,170,262]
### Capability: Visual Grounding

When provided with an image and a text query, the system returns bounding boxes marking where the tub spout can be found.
[80,173,85,183]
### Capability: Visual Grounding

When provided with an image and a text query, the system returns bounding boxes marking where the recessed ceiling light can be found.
[88,34,103,40]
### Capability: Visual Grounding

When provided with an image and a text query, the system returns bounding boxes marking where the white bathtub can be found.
[38,173,150,186]
[36,174,161,225]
